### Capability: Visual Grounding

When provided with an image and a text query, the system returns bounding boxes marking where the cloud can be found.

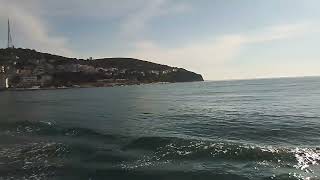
[35,0,148,19]
[247,23,313,43]
[127,23,316,80]
[0,0,151,19]
[0,0,74,56]
[120,0,192,39]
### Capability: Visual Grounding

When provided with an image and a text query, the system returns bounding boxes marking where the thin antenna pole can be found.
[7,19,9,48]
[7,19,13,48]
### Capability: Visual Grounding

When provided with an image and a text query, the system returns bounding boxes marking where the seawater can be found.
[1,77,320,180]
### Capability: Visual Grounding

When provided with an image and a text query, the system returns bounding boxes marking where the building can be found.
[17,69,32,76]
[149,70,160,75]
[19,76,40,87]
[39,74,53,86]
[0,74,6,89]
[162,69,172,74]
[120,69,127,74]
[0,65,9,89]
[78,65,97,73]
[1,66,5,73]
[34,66,46,75]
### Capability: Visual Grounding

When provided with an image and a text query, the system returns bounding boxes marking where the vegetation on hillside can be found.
[0,48,203,88]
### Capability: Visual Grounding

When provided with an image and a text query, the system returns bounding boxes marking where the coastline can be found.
[2,81,173,92]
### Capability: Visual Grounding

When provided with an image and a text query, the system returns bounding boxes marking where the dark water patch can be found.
[0,142,69,180]
[50,168,252,180]
[0,120,120,140]
[172,113,320,145]
[123,136,180,150]
[142,112,153,115]
[66,142,136,164]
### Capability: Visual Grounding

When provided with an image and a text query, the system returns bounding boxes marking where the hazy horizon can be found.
[1,0,320,80]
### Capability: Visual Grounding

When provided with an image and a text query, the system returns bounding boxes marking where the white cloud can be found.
[0,0,74,56]
[247,23,313,43]
[0,0,150,19]
[127,23,317,80]
[120,0,192,39]
[37,0,147,18]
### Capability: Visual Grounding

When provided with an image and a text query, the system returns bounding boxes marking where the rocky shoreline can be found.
[3,81,173,91]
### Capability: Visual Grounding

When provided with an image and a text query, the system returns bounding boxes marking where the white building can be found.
[149,70,160,75]
[162,69,171,74]
[1,66,5,73]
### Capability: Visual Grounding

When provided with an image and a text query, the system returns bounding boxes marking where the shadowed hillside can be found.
[0,48,203,88]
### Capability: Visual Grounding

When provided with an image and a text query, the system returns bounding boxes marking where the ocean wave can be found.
[1,120,320,180]
[0,134,319,180]
[123,136,320,173]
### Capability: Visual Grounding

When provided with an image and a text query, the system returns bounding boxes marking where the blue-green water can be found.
[1,77,320,180]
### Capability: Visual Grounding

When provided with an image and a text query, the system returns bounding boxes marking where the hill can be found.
[0,48,204,89]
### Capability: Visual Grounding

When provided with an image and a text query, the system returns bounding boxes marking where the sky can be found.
[0,0,320,80]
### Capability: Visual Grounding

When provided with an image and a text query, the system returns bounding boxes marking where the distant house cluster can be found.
[1,58,45,88]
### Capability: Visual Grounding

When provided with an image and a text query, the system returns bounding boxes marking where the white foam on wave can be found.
[291,148,320,172]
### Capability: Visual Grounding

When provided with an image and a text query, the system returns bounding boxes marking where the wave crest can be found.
[124,136,320,173]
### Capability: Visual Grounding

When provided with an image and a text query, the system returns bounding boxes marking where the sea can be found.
[1,77,320,180]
